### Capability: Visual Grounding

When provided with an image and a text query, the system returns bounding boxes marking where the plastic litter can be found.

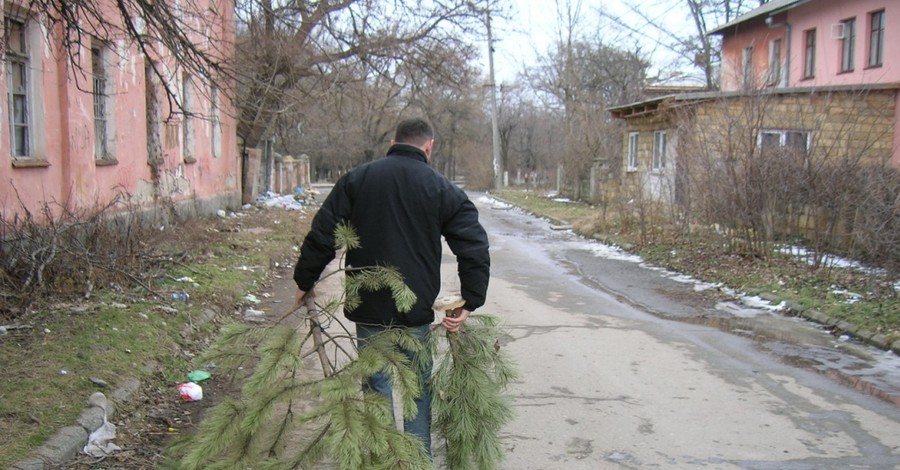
[178,382,203,401]
[83,409,121,457]
[258,191,305,210]
[171,292,190,302]
[244,293,260,303]
[187,370,212,382]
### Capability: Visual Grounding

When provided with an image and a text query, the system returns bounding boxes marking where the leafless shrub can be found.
[0,192,164,317]
[674,87,898,289]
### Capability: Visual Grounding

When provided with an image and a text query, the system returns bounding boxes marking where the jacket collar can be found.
[387,143,427,163]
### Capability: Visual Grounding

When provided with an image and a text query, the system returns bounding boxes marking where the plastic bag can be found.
[178,382,203,401]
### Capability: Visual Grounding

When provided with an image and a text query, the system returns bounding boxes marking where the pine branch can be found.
[432,314,519,470]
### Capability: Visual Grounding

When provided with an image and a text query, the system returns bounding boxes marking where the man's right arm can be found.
[293,180,352,292]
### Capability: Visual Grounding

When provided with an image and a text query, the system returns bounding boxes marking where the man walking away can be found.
[293,117,491,456]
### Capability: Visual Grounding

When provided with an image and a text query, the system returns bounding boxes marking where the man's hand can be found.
[441,307,470,332]
[295,289,309,308]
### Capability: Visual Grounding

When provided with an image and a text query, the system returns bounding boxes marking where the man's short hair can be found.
[394,118,434,146]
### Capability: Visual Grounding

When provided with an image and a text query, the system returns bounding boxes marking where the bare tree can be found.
[600,0,755,87]
[232,0,499,152]
[16,0,232,116]
[527,35,648,199]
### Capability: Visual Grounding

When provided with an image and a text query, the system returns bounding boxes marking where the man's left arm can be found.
[442,195,491,316]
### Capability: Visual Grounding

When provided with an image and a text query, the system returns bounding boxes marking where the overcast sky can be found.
[481,0,711,84]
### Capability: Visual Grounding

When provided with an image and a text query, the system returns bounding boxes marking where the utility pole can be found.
[486,10,502,190]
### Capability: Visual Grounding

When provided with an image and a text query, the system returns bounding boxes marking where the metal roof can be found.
[707,0,812,35]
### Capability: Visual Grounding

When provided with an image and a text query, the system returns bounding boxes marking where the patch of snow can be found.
[575,240,643,263]
[741,295,786,312]
[830,288,863,304]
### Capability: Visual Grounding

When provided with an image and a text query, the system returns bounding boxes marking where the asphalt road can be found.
[456,193,900,470]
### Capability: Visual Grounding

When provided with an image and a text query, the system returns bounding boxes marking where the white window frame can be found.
[652,130,667,171]
[758,129,811,158]
[626,131,638,172]
[5,17,31,159]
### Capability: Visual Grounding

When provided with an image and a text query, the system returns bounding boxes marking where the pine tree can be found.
[166,224,517,469]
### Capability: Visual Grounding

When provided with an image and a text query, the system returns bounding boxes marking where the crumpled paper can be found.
[83,409,121,457]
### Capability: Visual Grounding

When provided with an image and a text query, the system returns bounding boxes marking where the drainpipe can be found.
[784,21,792,87]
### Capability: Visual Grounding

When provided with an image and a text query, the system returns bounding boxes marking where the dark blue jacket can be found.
[293,144,490,326]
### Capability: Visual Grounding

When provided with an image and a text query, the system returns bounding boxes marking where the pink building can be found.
[712,0,897,90]
[710,0,899,167]
[0,0,238,223]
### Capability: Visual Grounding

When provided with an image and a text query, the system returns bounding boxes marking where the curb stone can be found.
[9,378,141,470]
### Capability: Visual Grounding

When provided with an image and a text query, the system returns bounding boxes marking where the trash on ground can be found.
[171,292,190,302]
[258,191,304,210]
[82,407,121,457]
[187,370,212,382]
[244,294,260,303]
[89,377,109,387]
[244,308,266,322]
[177,382,203,401]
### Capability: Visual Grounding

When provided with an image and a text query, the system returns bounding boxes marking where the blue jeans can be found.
[356,323,433,457]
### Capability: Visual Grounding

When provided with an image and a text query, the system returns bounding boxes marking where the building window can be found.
[803,29,816,79]
[840,18,856,73]
[767,38,782,86]
[5,18,30,158]
[759,129,810,159]
[210,85,221,158]
[92,40,111,161]
[868,10,884,68]
[627,132,638,171]
[145,61,162,163]
[742,46,753,88]
[652,130,667,171]
[181,73,194,162]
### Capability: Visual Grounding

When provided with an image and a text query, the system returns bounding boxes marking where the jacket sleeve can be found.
[293,178,352,291]
[441,190,490,311]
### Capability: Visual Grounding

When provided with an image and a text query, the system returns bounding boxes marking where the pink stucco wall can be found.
[787,0,897,87]
[719,0,897,90]
[0,0,238,223]
[718,13,788,91]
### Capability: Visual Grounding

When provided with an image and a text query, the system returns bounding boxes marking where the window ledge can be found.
[864,64,883,70]
[95,158,119,166]
[626,167,638,173]
[184,156,197,164]
[11,158,50,169]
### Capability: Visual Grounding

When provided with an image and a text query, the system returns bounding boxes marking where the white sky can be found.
[481,0,708,84]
